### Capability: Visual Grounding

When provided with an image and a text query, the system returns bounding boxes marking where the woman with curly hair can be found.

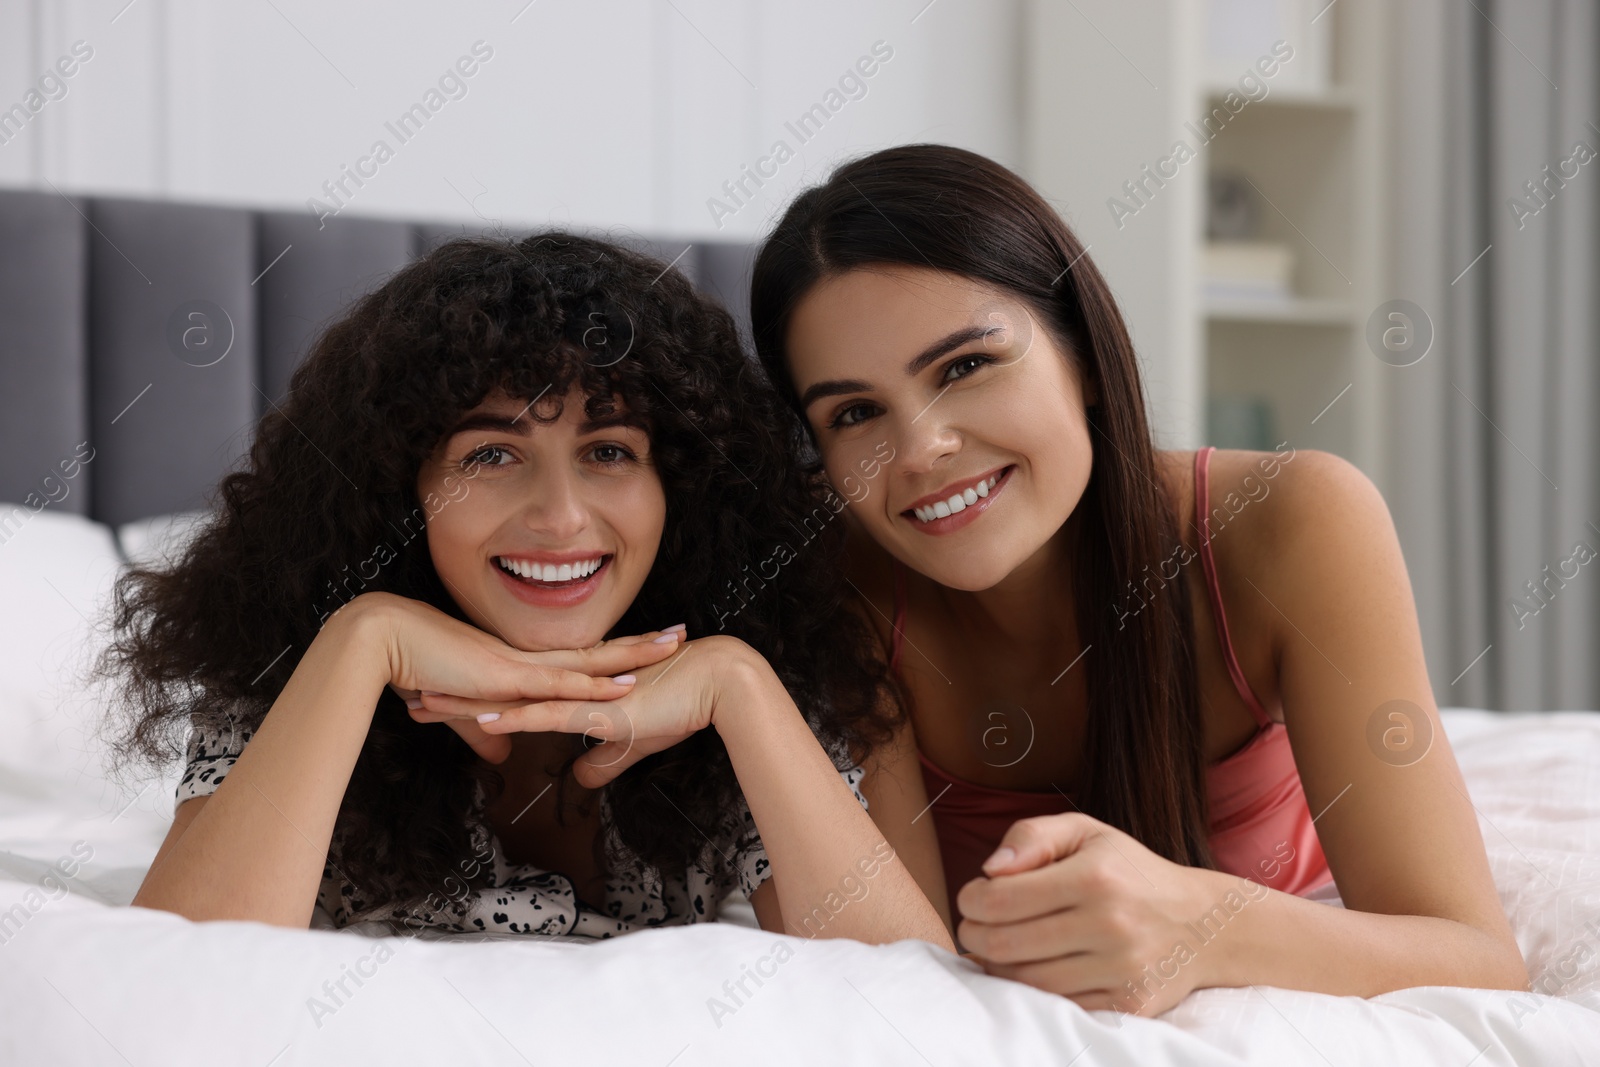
[107,231,952,947]
[750,144,1527,1012]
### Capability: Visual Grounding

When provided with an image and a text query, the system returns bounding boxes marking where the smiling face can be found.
[786,264,1097,592]
[415,386,665,652]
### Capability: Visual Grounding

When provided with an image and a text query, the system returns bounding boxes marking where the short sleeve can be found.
[171,711,377,930]
[174,714,254,806]
[730,763,870,900]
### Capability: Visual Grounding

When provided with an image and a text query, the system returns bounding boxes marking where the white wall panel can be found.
[1022,0,1202,448]
[0,1,40,184]
[0,0,1022,241]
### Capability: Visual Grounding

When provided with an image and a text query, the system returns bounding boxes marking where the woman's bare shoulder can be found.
[1205,444,1372,535]
[1154,443,1347,590]
[1156,445,1306,527]
[1187,444,1392,603]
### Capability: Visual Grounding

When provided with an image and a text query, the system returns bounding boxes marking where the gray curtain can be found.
[1388,0,1599,712]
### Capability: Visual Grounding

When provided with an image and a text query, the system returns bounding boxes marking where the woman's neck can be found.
[934,510,1082,654]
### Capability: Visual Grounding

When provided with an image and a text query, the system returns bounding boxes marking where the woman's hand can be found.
[955,812,1239,1017]
[408,633,752,787]
[344,591,686,764]
[422,633,957,951]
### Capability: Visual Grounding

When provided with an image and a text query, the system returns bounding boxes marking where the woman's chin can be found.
[896,547,1020,593]
[498,615,617,654]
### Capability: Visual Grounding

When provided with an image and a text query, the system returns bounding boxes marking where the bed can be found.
[1,504,1596,1065]
[2,190,1598,1065]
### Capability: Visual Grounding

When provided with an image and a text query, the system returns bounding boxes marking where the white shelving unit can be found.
[1199,0,1388,478]
[1022,0,1391,483]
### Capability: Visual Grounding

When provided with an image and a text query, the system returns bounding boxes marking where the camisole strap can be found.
[1194,446,1273,728]
[888,558,908,673]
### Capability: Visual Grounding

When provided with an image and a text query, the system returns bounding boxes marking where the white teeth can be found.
[909,472,1004,524]
[497,556,604,581]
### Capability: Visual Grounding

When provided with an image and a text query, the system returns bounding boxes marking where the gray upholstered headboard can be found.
[0,188,757,527]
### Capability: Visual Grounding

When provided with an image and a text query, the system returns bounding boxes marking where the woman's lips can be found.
[902,465,1015,536]
[492,554,611,608]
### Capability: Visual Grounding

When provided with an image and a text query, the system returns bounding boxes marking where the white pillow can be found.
[0,503,124,790]
[116,509,212,569]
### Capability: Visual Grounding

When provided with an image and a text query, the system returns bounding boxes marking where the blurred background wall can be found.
[0,2,1021,238]
[2,0,1596,710]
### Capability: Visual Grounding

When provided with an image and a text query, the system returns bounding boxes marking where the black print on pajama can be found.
[174,715,869,939]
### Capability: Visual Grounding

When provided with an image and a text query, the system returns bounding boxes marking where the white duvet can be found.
[2,508,1598,1065]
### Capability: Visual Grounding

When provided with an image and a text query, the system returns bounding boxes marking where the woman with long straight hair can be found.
[749,143,1528,1014]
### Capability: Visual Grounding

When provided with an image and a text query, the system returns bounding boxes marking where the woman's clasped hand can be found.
[957,813,1249,1016]
[401,623,772,789]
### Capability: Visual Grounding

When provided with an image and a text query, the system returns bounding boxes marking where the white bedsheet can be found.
[2,508,1598,1065]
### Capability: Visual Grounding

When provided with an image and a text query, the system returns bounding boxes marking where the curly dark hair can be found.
[96,231,899,921]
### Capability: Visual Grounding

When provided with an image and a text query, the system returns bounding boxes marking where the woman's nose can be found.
[893,412,962,476]
[522,470,589,540]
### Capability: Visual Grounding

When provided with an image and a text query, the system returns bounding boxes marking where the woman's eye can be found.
[827,401,879,430]
[463,445,511,469]
[942,354,994,383]
[589,443,637,466]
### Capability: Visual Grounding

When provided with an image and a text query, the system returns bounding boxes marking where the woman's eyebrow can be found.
[445,413,532,438]
[799,323,997,410]
[800,377,872,410]
[577,413,647,435]
[444,409,645,441]
[904,324,994,375]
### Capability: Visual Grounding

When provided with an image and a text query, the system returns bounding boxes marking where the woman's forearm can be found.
[713,653,954,951]
[131,603,391,928]
[1194,870,1529,999]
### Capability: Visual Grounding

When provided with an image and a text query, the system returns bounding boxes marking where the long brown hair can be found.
[749,144,1212,868]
